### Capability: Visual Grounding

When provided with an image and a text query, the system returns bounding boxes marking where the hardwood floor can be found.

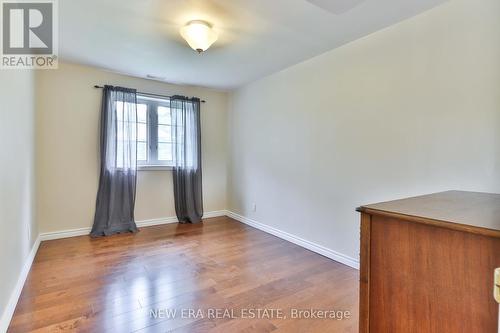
[8,217,359,332]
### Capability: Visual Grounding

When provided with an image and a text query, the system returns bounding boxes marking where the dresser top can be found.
[358,191,500,237]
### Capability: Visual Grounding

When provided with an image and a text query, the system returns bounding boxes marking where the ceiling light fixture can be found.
[180,20,218,53]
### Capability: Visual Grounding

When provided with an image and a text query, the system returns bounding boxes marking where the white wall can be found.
[228,0,500,262]
[36,62,228,233]
[0,70,37,331]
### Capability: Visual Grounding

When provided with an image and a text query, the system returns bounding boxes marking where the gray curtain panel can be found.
[91,85,139,237]
[171,96,203,223]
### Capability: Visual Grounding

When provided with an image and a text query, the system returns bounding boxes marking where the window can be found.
[137,94,173,168]
[114,100,137,169]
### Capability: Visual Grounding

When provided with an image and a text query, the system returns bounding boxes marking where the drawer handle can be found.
[495,268,500,304]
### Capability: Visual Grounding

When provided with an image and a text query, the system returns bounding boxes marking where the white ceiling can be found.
[60,0,447,89]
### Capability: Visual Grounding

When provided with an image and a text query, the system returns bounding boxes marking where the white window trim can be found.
[138,165,173,171]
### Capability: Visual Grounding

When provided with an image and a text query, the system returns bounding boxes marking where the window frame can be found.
[136,94,174,170]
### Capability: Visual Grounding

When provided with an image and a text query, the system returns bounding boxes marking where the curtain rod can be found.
[93,85,206,103]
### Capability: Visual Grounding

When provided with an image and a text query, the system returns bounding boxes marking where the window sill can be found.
[138,165,173,171]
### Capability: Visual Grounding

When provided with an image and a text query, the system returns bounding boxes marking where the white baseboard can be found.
[39,226,91,241]
[226,211,360,270]
[136,216,179,228]
[202,210,228,219]
[0,235,41,333]
[39,210,228,241]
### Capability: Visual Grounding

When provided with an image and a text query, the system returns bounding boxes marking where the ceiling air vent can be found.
[146,74,166,80]
[306,0,365,15]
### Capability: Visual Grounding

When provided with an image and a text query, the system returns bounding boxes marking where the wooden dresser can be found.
[357,191,500,333]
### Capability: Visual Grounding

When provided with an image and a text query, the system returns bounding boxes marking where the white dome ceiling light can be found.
[180,20,218,53]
